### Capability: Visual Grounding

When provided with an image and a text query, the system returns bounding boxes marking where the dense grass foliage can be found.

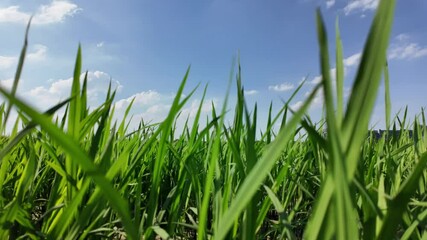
[1,1,426,239]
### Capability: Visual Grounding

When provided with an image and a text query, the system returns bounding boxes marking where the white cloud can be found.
[34,1,80,24]
[388,34,427,60]
[344,0,379,15]
[310,75,322,85]
[290,88,325,112]
[343,53,362,67]
[308,52,361,85]
[290,101,303,111]
[26,71,122,110]
[0,78,14,91]
[27,44,48,62]
[0,56,17,69]
[115,90,164,111]
[309,68,336,85]
[1,70,219,135]
[244,89,258,95]
[114,90,218,133]
[97,42,104,48]
[395,33,410,42]
[311,89,325,108]
[388,43,427,60]
[180,99,217,119]
[0,6,29,23]
[326,0,336,9]
[268,82,294,92]
[0,1,80,25]
[0,44,48,70]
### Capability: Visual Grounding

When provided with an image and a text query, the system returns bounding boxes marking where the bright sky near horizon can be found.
[0,0,426,132]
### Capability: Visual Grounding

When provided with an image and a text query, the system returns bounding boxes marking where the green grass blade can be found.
[197,59,235,240]
[0,85,138,240]
[342,0,396,178]
[316,9,359,239]
[144,66,192,238]
[378,152,427,239]
[215,84,320,240]
[3,18,31,130]
[384,61,391,130]
[335,17,344,126]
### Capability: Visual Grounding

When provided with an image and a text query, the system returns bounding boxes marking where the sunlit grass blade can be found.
[80,71,88,119]
[378,152,427,239]
[215,83,320,240]
[197,60,234,240]
[0,85,138,240]
[384,61,391,130]
[64,45,83,206]
[342,0,396,178]
[68,45,82,140]
[0,98,71,161]
[144,66,194,238]
[335,17,344,126]
[305,2,396,238]
[3,18,31,131]
[316,9,359,239]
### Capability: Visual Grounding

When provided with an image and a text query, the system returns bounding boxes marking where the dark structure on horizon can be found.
[368,129,426,140]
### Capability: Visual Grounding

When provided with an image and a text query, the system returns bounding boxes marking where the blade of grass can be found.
[3,18,31,130]
[335,17,344,126]
[215,83,320,240]
[0,85,138,240]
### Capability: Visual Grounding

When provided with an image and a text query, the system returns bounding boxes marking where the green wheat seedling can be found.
[0,0,426,239]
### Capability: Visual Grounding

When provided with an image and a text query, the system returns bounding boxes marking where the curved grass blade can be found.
[3,18,31,130]
[215,84,320,240]
[0,98,71,161]
[384,61,391,130]
[378,152,427,239]
[342,0,396,178]
[305,1,397,238]
[316,8,359,240]
[0,85,138,240]
[197,61,234,240]
[335,17,344,126]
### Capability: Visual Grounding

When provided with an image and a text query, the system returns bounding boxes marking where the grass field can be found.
[1,0,426,239]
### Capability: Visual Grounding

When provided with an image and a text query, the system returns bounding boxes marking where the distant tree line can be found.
[368,127,426,140]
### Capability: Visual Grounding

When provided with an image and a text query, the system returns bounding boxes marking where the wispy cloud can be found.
[309,75,322,85]
[389,43,427,60]
[343,53,362,67]
[27,71,122,110]
[0,45,48,70]
[115,90,219,132]
[290,101,303,111]
[268,82,294,92]
[0,6,29,24]
[11,69,218,133]
[115,90,164,111]
[388,34,427,60]
[395,33,410,42]
[0,56,17,70]
[27,44,48,62]
[290,89,324,111]
[326,0,336,9]
[96,42,104,48]
[244,89,258,95]
[0,1,81,25]
[0,78,14,91]
[308,69,336,85]
[343,0,379,15]
[308,52,361,85]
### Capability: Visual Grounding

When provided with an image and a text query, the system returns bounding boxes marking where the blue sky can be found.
[0,0,426,132]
